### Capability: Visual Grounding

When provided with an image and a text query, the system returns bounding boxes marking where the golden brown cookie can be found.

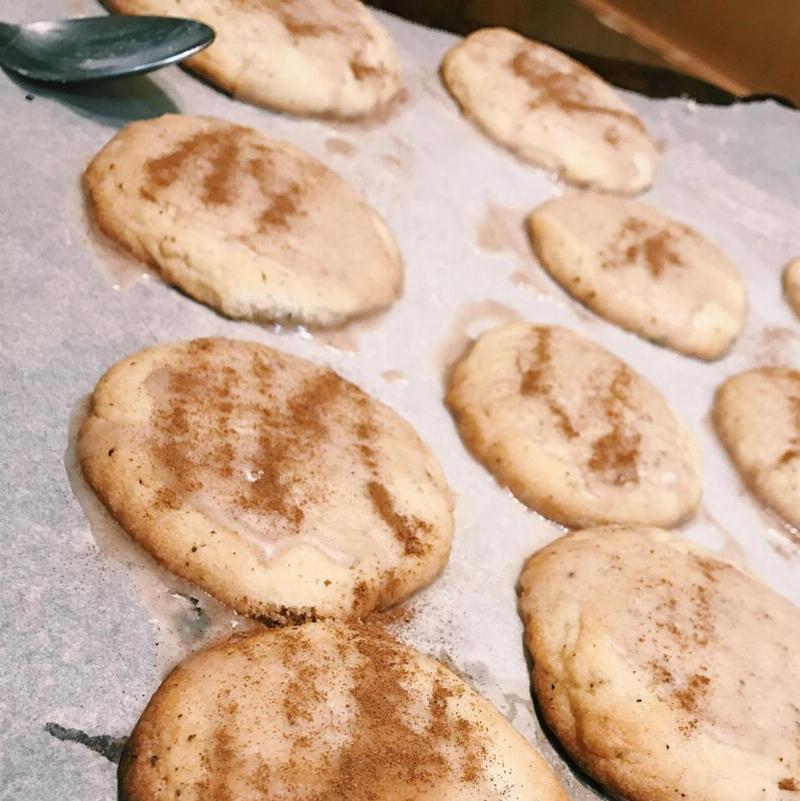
[446,321,701,527]
[105,0,403,119]
[520,526,800,801]
[783,258,800,318]
[79,338,453,622]
[84,114,403,327]
[120,622,570,801]
[529,192,747,359]
[714,366,800,528]
[441,28,657,194]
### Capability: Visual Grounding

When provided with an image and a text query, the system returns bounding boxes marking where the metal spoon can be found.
[0,15,214,83]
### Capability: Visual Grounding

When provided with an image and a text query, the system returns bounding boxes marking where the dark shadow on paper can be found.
[4,68,179,127]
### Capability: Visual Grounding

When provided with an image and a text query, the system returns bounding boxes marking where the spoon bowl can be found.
[0,15,214,83]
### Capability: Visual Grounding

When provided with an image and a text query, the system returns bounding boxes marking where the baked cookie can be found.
[441,28,657,194]
[520,526,800,801]
[446,321,701,527]
[84,114,403,327]
[104,0,403,119]
[529,193,747,359]
[79,338,453,623]
[713,366,800,528]
[120,621,569,801]
[783,258,800,318]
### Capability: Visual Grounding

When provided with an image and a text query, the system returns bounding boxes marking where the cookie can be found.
[445,321,701,527]
[783,258,800,318]
[713,366,800,528]
[529,193,747,359]
[441,28,657,194]
[104,0,403,119]
[120,621,569,801]
[520,526,800,801]
[84,114,403,327]
[79,338,453,622]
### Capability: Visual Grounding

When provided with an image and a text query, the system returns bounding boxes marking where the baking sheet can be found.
[2,2,800,799]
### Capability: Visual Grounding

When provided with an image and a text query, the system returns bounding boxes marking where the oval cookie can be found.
[104,0,403,119]
[714,366,800,528]
[120,622,569,801]
[446,321,701,527]
[783,258,800,318]
[441,28,657,194]
[79,338,453,622]
[84,114,403,327]
[520,526,800,801]
[529,193,747,359]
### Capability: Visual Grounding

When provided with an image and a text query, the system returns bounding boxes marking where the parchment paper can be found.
[1,2,799,799]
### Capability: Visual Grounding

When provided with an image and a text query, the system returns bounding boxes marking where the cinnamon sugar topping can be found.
[143,126,307,233]
[601,216,690,278]
[353,626,485,796]
[350,59,384,81]
[146,130,239,207]
[248,158,306,232]
[638,555,728,733]
[367,481,431,556]
[148,341,346,529]
[322,627,475,798]
[229,0,342,38]
[518,332,641,485]
[509,48,646,133]
[244,625,489,800]
[519,328,578,439]
[587,366,641,485]
[355,411,433,557]
[280,16,335,37]
[144,339,437,561]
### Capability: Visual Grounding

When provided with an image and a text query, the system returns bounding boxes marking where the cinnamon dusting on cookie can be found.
[367,482,431,556]
[637,555,729,733]
[587,365,641,486]
[253,625,489,799]
[146,339,439,562]
[350,59,384,81]
[143,126,308,233]
[271,0,342,39]
[509,47,646,133]
[145,130,240,206]
[353,410,434,557]
[601,216,692,279]
[519,328,578,439]
[322,627,483,797]
[147,340,351,528]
